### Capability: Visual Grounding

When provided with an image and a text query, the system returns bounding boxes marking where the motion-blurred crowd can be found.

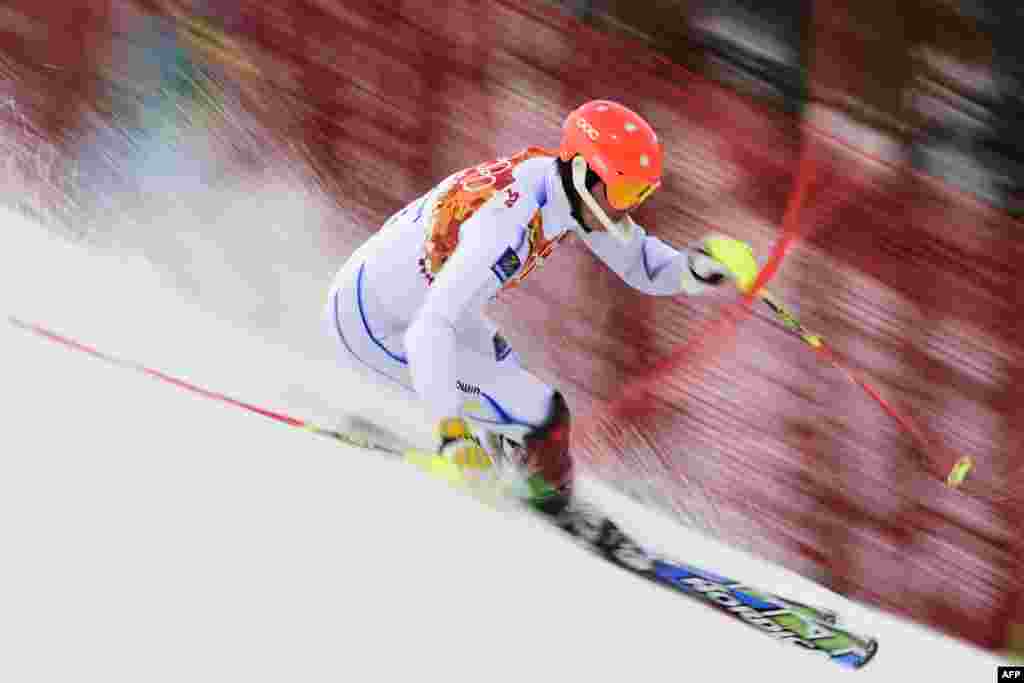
[1,0,1020,656]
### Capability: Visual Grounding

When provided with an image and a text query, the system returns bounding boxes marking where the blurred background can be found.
[2,0,1022,657]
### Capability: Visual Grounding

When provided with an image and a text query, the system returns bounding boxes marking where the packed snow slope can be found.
[1,210,1006,681]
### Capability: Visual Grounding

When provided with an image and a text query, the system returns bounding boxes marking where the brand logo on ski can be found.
[654,563,871,665]
[555,504,875,668]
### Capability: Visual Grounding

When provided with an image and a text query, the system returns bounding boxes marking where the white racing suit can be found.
[324,147,711,504]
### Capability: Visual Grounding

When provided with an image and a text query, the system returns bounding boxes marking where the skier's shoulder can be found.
[507,146,559,188]
[459,147,557,197]
[431,149,549,222]
[511,146,559,170]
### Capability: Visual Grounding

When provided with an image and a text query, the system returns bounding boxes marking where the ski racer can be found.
[324,100,759,516]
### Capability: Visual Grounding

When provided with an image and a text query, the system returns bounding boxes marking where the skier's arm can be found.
[577,217,718,296]
[404,199,535,422]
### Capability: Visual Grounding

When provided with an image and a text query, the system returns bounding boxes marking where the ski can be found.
[402,450,878,670]
[547,499,878,669]
[13,317,878,670]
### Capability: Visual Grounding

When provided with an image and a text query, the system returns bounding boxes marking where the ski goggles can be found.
[605,178,660,211]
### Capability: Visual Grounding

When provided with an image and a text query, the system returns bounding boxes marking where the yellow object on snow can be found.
[404,450,467,486]
[436,416,495,471]
[402,449,512,506]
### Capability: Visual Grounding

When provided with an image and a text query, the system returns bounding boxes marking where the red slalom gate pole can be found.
[576,133,818,488]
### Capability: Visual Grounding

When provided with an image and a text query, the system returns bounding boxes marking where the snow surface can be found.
[2,208,1008,681]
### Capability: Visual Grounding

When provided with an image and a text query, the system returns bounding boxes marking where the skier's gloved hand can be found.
[689,234,759,294]
[437,417,494,472]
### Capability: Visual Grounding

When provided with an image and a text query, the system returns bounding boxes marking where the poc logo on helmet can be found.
[576,117,600,141]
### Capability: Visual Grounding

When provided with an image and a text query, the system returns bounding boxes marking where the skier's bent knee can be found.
[522,390,574,516]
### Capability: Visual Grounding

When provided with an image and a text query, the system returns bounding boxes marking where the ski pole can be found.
[8,316,409,457]
[755,293,973,488]
[9,316,506,495]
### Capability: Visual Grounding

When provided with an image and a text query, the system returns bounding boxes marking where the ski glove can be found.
[689,234,759,293]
